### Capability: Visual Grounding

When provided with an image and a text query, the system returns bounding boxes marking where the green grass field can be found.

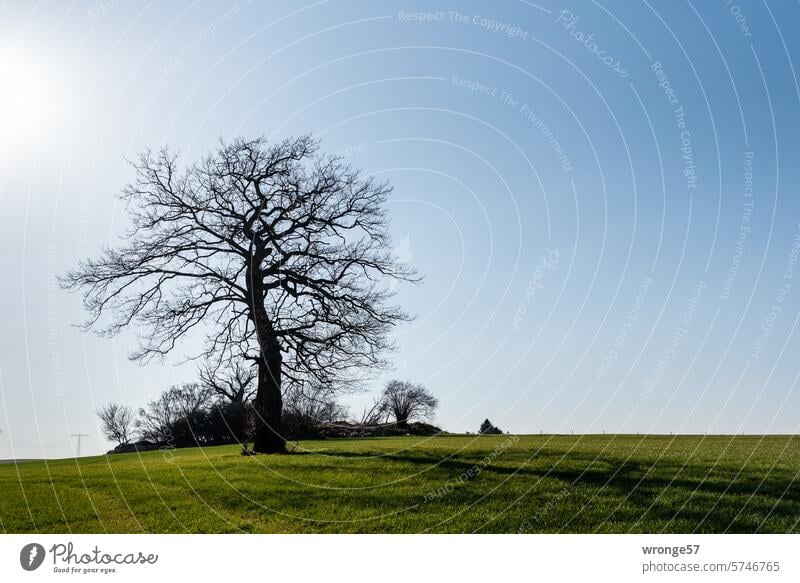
[1,435,798,533]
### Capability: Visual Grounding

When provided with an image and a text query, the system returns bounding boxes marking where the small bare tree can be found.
[382,380,438,427]
[357,396,389,426]
[136,382,213,444]
[96,403,135,446]
[62,136,417,452]
[170,382,214,416]
[282,382,347,436]
[136,393,180,444]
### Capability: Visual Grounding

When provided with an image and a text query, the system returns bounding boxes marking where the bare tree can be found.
[96,403,135,446]
[357,396,388,426]
[282,382,347,437]
[382,380,438,427]
[199,360,256,404]
[136,382,213,445]
[136,392,179,444]
[61,136,417,452]
[170,382,214,416]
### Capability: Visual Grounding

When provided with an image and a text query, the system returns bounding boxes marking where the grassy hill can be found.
[0,434,798,533]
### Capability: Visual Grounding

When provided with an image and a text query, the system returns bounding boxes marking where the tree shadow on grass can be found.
[325,449,800,533]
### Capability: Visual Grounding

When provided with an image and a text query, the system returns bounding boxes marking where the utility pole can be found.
[70,433,89,457]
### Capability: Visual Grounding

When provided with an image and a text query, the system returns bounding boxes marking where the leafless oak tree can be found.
[62,136,417,452]
[96,403,135,446]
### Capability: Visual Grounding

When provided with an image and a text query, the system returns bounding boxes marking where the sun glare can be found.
[0,53,51,146]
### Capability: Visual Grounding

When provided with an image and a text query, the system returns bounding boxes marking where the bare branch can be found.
[65,136,419,452]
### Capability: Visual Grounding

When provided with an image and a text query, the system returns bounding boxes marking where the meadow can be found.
[0,434,798,533]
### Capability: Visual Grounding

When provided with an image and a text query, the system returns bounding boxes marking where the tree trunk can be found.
[247,248,286,453]
[252,343,286,453]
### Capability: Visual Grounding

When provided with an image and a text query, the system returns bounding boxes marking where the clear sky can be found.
[1,0,799,458]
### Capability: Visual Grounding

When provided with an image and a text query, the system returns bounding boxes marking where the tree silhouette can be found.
[382,380,438,427]
[97,403,136,446]
[479,419,502,435]
[62,136,416,452]
[136,382,213,445]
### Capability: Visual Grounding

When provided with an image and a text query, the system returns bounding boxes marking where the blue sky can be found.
[1,0,799,457]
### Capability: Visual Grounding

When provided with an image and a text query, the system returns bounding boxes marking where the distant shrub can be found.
[281,383,347,439]
[479,419,503,435]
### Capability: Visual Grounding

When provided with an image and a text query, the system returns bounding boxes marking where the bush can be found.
[317,421,442,438]
[282,383,347,439]
[196,401,253,444]
[479,419,503,435]
[135,383,252,447]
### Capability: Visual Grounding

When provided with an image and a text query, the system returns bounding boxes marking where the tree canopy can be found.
[64,136,417,452]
